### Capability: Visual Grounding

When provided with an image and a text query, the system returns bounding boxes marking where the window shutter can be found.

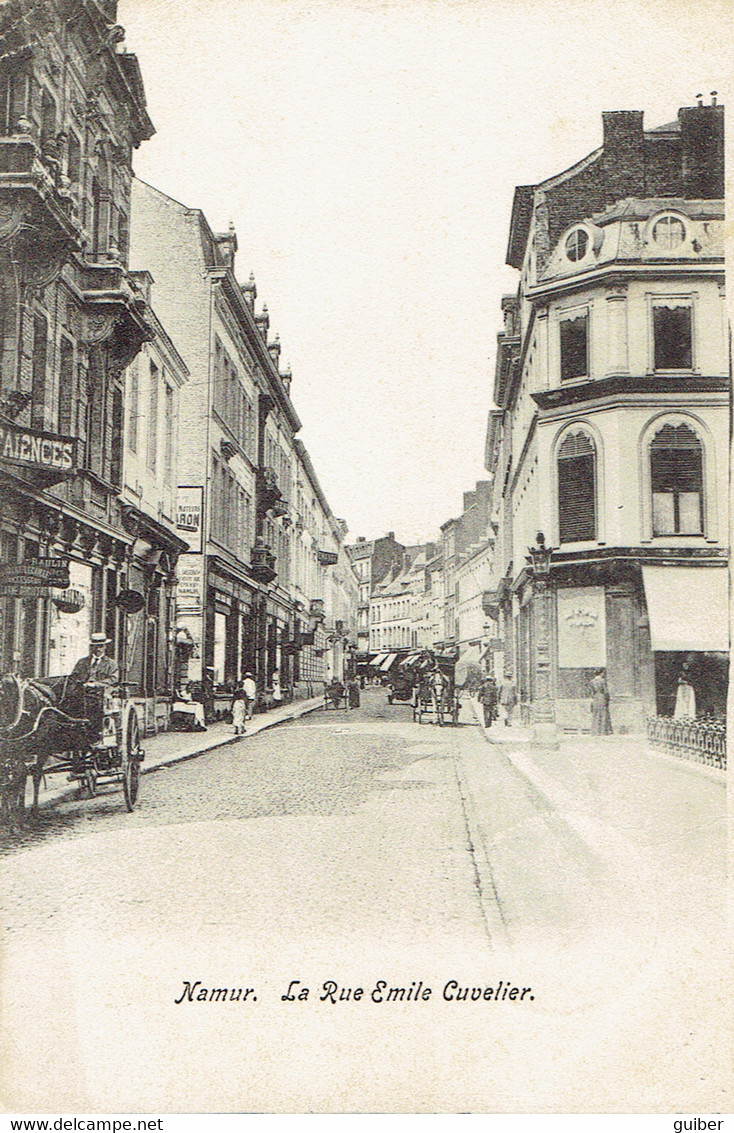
[558,432,596,543]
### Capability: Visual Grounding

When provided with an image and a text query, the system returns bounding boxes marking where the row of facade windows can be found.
[560,301,694,382]
[210,452,253,556]
[557,421,705,544]
[371,599,411,622]
[128,358,176,484]
[213,338,256,462]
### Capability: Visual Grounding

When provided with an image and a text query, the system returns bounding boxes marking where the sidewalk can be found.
[467,695,726,781]
[31,694,324,810]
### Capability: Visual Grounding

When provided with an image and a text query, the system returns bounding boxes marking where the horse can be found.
[426,667,451,726]
[0,673,90,827]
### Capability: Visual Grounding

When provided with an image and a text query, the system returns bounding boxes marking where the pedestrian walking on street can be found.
[590,669,613,734]
[499,673,517,726]
[231,682,247,734]
[478,676,498,728]
[243,672,257,721]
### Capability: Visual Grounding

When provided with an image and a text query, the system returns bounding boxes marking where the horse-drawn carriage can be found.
[386,667,414,704]
[323,678,349,711]
[412,651,461,726]
[0,672,144,828]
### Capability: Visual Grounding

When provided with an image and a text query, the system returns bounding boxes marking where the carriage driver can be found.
[70,633,120,686]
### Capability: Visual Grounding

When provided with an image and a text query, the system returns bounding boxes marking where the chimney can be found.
[678,99,724,198]
[214,222,238,270]
[602,110,645,204]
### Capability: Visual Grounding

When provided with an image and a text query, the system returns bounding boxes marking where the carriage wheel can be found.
[122,712,142,812]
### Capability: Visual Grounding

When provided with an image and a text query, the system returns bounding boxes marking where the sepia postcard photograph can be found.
[0,0,731,1122]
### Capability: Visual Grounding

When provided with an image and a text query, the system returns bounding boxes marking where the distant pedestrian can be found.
[272,669,283,706]
[498,673,517,726]
[478,676,498,728]
[231,682,246,734]
[242,672,257,720]
[590,669,612,734]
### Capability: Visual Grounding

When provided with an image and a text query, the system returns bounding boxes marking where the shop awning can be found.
[641,565,729,652]
[371,653,387,666]
[380,653,398,671]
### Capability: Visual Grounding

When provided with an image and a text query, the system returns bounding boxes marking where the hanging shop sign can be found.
[0,421,76,473]
[116,589,145,614]
[52,588,86,614]
[176,486,204,555]
[0,557,70,596]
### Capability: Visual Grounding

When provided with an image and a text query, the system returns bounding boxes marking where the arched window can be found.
[650,423,703,535]
[557,430,597,543]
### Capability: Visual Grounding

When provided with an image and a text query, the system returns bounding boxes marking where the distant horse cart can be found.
[412,651,461,726]
[0,673,144,830]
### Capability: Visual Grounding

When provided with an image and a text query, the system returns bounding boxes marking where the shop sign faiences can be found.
[0,422,75,472]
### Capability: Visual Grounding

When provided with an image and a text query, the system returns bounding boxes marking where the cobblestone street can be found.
[0,690,727,1112]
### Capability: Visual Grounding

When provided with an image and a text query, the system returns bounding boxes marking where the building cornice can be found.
[532,374,729,411]
[527,259,724,303]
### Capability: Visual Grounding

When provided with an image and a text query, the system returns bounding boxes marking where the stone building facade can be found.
[0,0,160,689]
[346,532,405,653]
[486,100,728,734]
[129,180,358,708]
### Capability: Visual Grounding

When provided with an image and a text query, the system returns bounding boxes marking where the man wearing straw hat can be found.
[70,632,120,686]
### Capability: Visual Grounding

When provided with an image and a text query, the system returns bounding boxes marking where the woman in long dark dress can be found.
[590,669,613,734]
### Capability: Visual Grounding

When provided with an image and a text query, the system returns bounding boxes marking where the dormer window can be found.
[651,214,686,250]
[565,228,588,262]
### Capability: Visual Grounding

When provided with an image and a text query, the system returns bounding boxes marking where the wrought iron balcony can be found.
[250,538,277,585]
[257,466,282,506]
[309,598,325,622]
[481,589,501,617]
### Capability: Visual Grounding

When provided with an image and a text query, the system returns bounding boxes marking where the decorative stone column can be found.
[605,282,629,376]
[531,576,558,746]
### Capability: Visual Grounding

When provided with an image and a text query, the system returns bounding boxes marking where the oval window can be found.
[565,228,588,262]
[652,215,686,250]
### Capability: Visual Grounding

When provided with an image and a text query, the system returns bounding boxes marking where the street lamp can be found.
[524,531,558,745]
[526,531,553,578]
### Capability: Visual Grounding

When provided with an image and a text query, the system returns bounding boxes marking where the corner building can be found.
[489,101,728,733]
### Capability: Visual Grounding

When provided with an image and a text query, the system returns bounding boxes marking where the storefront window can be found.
[47,561,92,676]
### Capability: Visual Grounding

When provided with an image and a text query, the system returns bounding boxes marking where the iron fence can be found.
[646,715,726,771]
